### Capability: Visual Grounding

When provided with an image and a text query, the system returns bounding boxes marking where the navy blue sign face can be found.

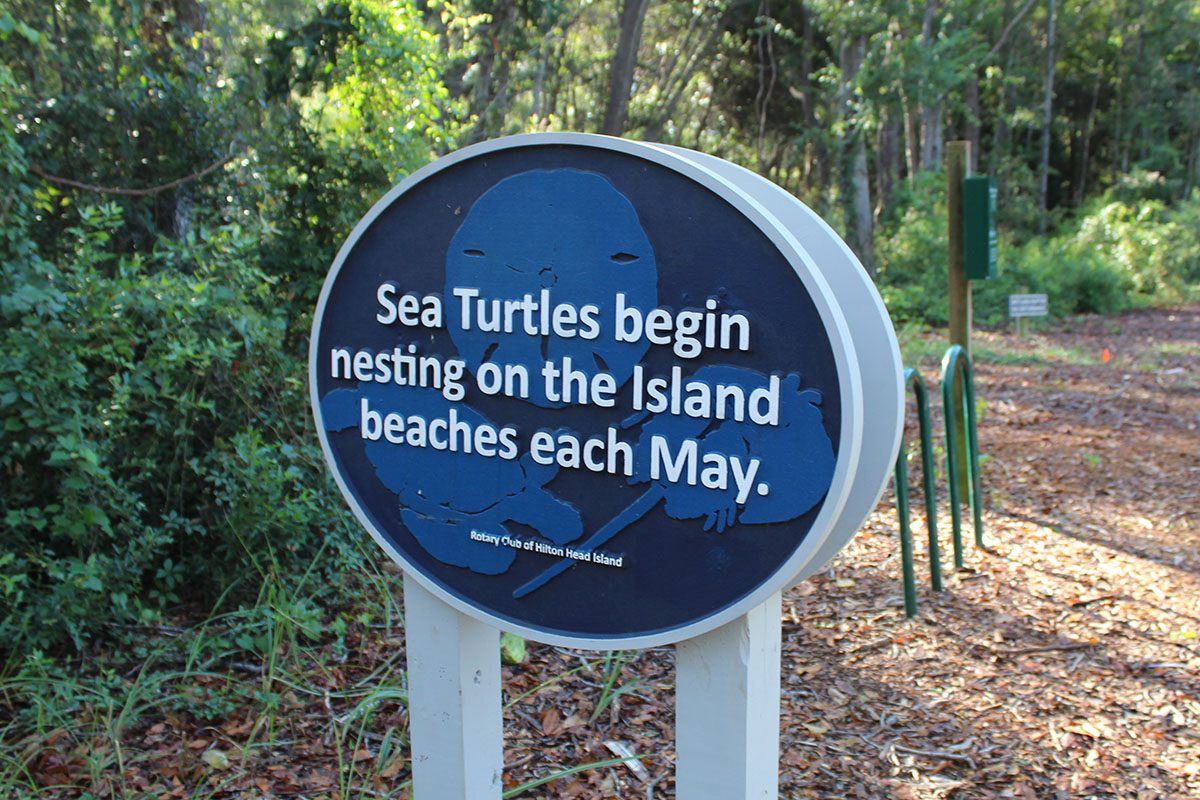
[311,140,843,644]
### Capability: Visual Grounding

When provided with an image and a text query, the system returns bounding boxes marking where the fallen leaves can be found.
[5,307,1200,798]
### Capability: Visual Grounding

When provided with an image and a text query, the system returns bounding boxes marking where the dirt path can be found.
[500,306,1200,799]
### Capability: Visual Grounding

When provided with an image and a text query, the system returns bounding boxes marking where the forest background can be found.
[1,0,1199,709]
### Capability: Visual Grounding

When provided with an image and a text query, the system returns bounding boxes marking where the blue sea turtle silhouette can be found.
[630,367,835,529]
[513,366,836,597]
[321,380,583,575]
[445,169,658,407]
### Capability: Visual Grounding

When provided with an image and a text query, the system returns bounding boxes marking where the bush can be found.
[874,173,951,325]
[0,1,452,655]
[875,171,1200,327]
[1071,190,1200,300]
[973,238,1133,323]
[0,203,357,653]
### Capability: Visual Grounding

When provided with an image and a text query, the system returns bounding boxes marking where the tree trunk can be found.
[643,6,728,143]
[849,136,876,277]
[921,106,943,171]
[546,34,568,120]
[994,0,1016,194]
[1073,77,1101,207]
[918,0,941,171]
[601,0,652,136]
[876,107,901,222]
[532,42,545,120]
[1189,135,1200,198]
[875,33,900,218]
[900,85,920,177]
[798,2,830,202]
[965,75,981,173]
[465,0,518,144]
[1037,0,1057,229]
[754,0,778,174]
[839,35,875,277]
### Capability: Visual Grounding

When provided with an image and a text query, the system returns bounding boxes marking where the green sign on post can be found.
[963,176,997,280]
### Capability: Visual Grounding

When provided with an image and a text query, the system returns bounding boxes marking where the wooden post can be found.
[676,592,783,800]
[947,141,972,499]
[947,141,972,355]
[405,576,503,800]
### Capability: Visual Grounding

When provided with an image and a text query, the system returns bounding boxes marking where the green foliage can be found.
[588,650,642,724]
[874,173,951,325]
[0,201,357,651]
[500,632,528,665]
[9,0,246,255]
[251,1,458,319]
[1071,187,1200,298]
[876,172,1200,327]
[3,0,1199,659]
[0,552,407,792]
[0,0,452,655]
[974,237,1131,323]
[979,187,1200,320]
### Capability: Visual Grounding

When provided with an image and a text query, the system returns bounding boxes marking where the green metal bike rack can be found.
[894,368,944,617]
[941,345,984,567]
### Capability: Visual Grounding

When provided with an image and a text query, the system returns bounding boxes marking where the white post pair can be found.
[405,577,783,800]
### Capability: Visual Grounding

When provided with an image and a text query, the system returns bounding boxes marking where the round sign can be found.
[310,133,883,648]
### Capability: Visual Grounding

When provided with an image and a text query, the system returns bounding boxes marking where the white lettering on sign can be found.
[330,345,469,401]
[467,528,626,568]
[528,427,635,477]
[376,284,444,327]
[358,398,521,459]
[630,366,780,426]
[1009,294,1048,318]
[648,435,766,504]
[615,293,750,358]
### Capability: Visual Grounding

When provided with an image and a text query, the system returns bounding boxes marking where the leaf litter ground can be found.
[4,306,1198,799]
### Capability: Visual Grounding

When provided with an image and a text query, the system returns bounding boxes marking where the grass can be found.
[894,322,949,368]
[896,319,1115,371]
[1144,339,1196,366]
[502,755,646,798]
[0,533,414,798]
[971,345,1051,366]
[588,650,642,724]
[21,312,1163,799]
[0,532,658,799]
[0,647,242,796]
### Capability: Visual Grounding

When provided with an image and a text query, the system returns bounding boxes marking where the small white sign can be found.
[1009,293,1048,318]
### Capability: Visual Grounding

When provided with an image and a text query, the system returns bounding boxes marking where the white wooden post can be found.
[404,575,503,800]
[675,592,783,800]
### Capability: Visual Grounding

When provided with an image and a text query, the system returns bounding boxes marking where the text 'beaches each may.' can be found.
[324,282,779,501]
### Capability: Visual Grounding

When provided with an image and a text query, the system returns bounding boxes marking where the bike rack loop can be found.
[893,367,944,617]
[941,345,984,567]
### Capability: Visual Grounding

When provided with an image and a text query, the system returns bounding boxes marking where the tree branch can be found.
[28,153,238,197]
[981,0,1039,65]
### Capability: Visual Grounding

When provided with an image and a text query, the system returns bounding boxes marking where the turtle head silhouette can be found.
[445,169,659,407]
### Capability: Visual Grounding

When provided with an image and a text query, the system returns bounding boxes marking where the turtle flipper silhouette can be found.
[321,383,582,574]
[514,368,835,597]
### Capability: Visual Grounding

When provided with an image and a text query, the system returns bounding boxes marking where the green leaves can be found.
[0,11,45,45]
[0,196,356,653]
